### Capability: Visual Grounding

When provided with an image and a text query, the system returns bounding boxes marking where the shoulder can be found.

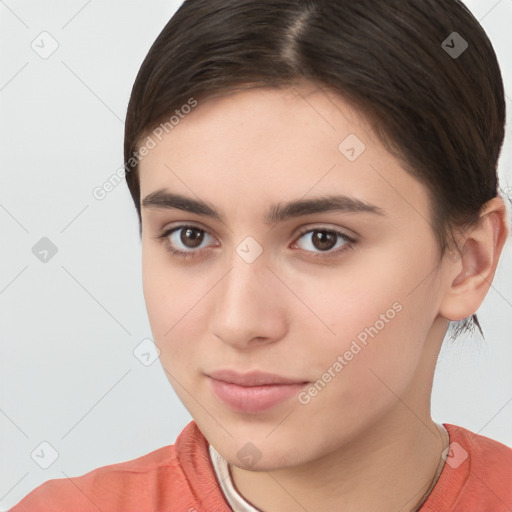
[9,444,179,512]
[446,423,512,467]
[423,423,512,511]
[8,421,226,512]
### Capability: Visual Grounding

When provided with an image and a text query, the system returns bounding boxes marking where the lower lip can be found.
[208,377,308,414]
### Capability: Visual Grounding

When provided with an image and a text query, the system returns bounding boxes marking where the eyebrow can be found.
[142,189,385,224]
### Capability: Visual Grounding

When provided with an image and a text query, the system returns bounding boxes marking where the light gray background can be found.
[1,0,511,509]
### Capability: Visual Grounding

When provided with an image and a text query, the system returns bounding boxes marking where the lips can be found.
[206,369,309,414]
[206,369,308,386]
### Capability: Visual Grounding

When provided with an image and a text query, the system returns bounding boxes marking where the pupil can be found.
[313,231,337,251]
[181,227,204,248]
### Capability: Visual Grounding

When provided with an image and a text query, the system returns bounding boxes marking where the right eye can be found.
[156,225,218,259]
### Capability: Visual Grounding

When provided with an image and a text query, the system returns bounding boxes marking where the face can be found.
[138,83,451,471]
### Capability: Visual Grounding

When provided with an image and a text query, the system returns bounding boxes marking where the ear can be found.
[439,196,510,322]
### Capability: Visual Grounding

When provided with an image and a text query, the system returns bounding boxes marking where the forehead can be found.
[137,84,430,225]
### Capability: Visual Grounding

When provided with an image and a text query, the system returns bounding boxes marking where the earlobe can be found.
[439,196,510,322]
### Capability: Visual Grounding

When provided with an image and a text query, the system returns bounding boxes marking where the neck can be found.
[230,409,447,512]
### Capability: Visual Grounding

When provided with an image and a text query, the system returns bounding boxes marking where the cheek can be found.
[142,251,178,350]
[294,296,426,434]
[141,251,211,370]
[291,251,435,397]
[313,239,437,338]
[296,284,418,382]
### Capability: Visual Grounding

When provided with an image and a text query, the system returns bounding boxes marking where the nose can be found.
[210,252,289,350]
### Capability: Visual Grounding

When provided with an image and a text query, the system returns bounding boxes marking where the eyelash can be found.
[155,225,357,261]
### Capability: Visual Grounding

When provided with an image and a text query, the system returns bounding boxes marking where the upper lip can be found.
[207,369,308,387]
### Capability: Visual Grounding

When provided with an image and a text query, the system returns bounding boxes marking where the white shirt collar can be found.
[208,443,261,512]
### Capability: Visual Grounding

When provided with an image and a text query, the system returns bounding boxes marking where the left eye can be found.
[292,228,355,257]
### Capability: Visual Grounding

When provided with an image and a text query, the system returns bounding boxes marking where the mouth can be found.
[206,369,309,414]
[206,368,309,386]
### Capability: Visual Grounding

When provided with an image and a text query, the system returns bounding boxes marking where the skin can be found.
[138,82,509,512]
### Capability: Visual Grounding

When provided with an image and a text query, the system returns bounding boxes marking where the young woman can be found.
[11,0,511,510]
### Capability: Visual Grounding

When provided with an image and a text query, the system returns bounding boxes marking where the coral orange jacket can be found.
[9,421,512,511]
